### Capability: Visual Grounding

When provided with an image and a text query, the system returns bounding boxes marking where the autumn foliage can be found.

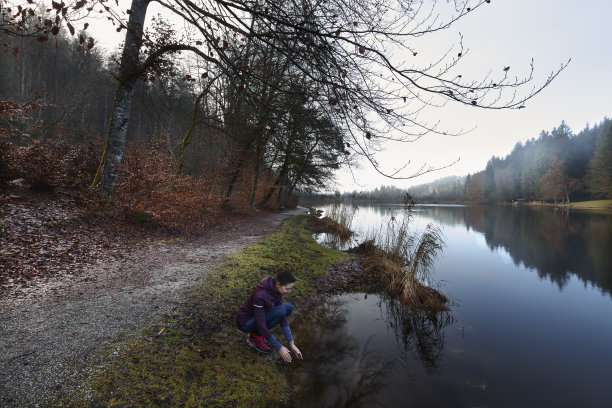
[0,137,16,186]
[113,142,225,231]
[10,139,99,192]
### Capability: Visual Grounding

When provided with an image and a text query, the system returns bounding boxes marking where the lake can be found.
[285,204,612,407]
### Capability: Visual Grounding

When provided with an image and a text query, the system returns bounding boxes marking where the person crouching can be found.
[236,267,303,363]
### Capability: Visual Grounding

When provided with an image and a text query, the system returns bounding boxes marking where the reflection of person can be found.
[236,267,303,363]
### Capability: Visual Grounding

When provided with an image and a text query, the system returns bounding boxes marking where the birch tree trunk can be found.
[93,0,150,198]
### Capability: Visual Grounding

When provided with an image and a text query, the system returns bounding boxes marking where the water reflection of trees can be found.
[423,205,612,296]
[416,205,468,227]
[285,294,454,407]
[382,294,453,374]
[358,204,468,227]
[284,297,393,408]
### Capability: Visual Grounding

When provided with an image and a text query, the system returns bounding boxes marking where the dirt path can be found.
[0,208,306,407]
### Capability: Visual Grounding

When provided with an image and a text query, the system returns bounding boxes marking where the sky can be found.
[91,0,611,193]
[333,0,612,192]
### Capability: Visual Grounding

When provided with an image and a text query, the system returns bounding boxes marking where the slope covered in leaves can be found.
[0,189,187,293]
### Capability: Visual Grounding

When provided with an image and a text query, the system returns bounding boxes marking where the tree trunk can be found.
[260,167,287,206]
[20,36,26,101]
[249,136,263,211]
[260,131,296,206]
[177,84,213,173]
[92,0,150,198]
[224,140,253,202]
[223,117,267,204]
[278,178,299,208]
[276,177,285,207]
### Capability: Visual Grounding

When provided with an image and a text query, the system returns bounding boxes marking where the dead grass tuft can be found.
[352,200,448,313]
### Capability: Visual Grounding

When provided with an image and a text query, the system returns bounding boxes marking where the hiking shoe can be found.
[247,333,271,354]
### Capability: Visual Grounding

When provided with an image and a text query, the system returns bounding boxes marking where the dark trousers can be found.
[239,303,293,333]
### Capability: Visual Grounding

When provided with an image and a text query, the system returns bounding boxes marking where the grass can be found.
[522,199,612,210]
[55,215,348,408]
[566,199,612,210]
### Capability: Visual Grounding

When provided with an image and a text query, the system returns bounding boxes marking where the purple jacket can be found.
[236,277,291,350]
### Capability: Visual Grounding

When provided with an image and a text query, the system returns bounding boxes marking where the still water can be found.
[286,204,612,407]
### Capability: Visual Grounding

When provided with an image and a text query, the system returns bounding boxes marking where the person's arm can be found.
[280,318,302,361]
[280,317,293,343]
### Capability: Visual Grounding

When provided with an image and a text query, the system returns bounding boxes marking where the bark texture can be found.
[94,0,150,197]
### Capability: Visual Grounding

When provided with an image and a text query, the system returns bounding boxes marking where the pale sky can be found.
[91,0,611,193]
[336,0,612,192]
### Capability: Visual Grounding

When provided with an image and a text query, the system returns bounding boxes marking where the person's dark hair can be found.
[275,266,296,286]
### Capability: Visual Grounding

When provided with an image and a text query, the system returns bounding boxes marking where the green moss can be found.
[63,215,347,407]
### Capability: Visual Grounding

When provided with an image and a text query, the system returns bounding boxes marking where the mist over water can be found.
[289,204,612,407]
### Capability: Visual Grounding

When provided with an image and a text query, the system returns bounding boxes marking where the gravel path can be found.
[0,208,306,407]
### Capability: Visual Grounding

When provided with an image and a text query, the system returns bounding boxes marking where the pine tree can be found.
[587,121,612,198]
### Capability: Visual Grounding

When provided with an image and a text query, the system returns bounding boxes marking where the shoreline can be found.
[305,198,612,211]
[77,213,353,407]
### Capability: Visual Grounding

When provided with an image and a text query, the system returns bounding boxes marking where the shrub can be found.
[9,139,99,192]
[113,141,225,231]
[0,137,17,188]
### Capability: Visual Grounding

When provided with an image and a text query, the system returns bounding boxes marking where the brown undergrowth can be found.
[0,137,291,292]
[0,185,242,292]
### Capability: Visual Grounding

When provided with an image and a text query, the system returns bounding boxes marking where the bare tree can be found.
[4,0,567,198]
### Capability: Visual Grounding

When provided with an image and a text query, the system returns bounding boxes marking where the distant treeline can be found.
[299,184,411,206]
[308,118,611,204]
[423,118,612,203]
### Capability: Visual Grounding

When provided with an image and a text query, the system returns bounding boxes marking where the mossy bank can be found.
[55,214,348,407]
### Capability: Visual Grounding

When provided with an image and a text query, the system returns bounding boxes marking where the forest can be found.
[332,118,611,204]
[412,118,611,203]
[0,3,349,226]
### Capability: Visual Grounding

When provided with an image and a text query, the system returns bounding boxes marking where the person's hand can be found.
[289,343,303,360]
[279,346,292,363]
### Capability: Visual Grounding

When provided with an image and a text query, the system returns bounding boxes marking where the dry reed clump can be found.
[325,201,357,239]
[320,216,353,239]
[353,207,449,314]
[306,203,355,240]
